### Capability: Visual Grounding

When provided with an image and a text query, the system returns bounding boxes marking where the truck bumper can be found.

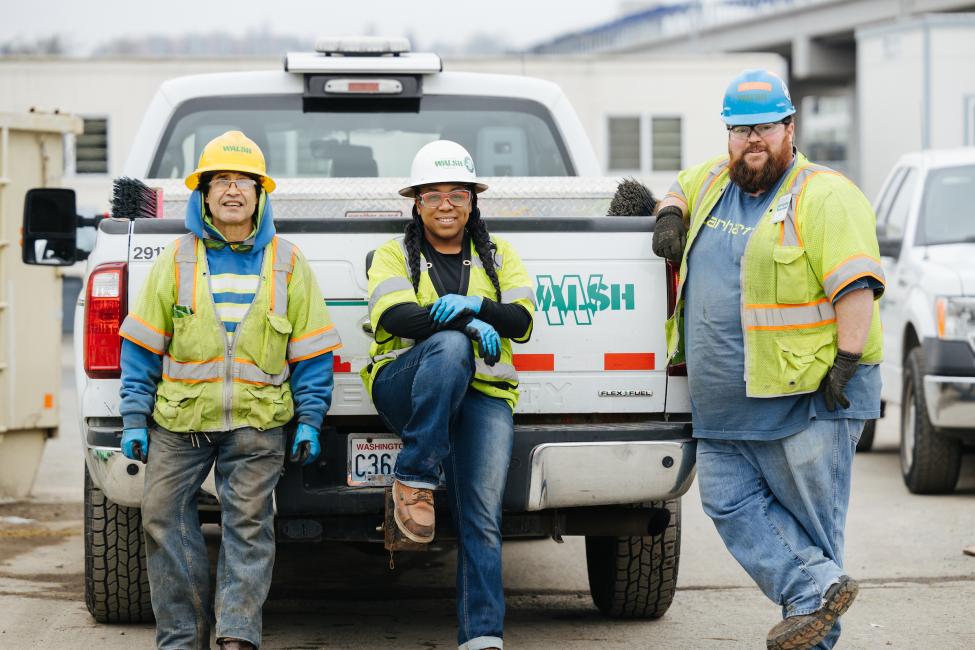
[921,337,975,430]
[524,439,695,511]
[274,419,696,542]
[923,376,975,429]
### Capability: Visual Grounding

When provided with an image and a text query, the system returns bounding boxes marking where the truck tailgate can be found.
[126,216,668,416]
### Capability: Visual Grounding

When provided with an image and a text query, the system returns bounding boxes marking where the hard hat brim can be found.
[399,181,488,198]
[722,109,796,127]
[184,165,277,193]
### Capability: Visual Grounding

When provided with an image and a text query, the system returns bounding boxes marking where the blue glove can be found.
[464,318,501,366]
[431,294,483,325]
[121,427,149,463]
[290,423,321,466]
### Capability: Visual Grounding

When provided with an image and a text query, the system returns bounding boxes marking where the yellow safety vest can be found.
[361,234,535,410]
[119,234,341,432]
[665,151,885,397]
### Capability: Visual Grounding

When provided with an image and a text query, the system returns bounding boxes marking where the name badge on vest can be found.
[770,194,792,224]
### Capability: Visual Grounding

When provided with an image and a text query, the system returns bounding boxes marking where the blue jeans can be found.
[373,331,513,650]
[696,417,864,650]
[141,426,285,650]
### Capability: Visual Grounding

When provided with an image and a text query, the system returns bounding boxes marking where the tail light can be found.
[665,260,687,377]
[85,262,127,378]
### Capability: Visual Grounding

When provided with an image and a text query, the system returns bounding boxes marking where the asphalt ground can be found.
[1,340,973,648]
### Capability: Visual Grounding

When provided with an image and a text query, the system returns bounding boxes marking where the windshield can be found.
[149,94,573,180]
[918,164,975,245]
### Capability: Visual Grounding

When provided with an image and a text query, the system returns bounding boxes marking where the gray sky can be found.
[3,0,625,53]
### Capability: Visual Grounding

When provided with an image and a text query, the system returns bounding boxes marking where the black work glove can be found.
[819,349,862,411]
[651,206,687,263]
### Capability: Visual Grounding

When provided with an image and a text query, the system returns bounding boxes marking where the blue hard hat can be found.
[721,69,796,126]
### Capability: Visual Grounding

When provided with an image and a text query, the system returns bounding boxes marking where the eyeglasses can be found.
[210,177,258,192]
[203,238,253,253]
[417,189,472,208]
[727,120,790,141]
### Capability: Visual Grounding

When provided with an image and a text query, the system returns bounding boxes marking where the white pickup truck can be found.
[21,39,695,626]
[873,148,975,494]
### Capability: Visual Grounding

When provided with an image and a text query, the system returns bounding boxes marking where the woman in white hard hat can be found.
[361,140,535,650]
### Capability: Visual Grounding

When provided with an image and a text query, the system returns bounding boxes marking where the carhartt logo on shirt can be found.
[705,215,755,237]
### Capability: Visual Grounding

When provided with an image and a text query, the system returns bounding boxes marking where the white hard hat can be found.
[399,140,489,198]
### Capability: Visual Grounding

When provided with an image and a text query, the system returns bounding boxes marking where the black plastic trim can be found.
[922,337,975,376]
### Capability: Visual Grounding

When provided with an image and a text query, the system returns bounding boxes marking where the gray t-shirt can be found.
[684,169,881,440]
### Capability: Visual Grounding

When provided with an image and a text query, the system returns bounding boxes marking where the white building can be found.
[857,13,975,196]
[0,52,784,213]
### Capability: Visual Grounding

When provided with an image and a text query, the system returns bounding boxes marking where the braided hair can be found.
[403,190,502,301]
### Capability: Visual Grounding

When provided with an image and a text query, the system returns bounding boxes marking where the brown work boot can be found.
[392,479,435,543]
[766,575,859,650]
[217,639,255,650]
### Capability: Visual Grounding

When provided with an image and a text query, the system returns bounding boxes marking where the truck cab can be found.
[23,37,695,626]
[874,147,975,494]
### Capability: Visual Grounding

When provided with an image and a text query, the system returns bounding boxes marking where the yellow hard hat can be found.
[184,130,276,193]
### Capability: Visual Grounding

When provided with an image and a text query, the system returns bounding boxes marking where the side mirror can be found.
[22,188,78,266]
[877,236,902,259]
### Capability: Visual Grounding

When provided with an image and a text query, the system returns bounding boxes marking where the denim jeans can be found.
[696,417,864,650]
[373,331,513,650]
[141,425,285,650]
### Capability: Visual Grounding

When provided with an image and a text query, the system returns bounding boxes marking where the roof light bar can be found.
[315,36,411,55]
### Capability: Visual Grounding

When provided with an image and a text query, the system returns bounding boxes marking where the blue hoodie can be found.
[119,190,333,432]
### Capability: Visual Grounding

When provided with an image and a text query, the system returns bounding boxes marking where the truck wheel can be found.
[84,464,154,623]
[900,347,962,494]
[585,499,680,619]
[855,419,876,452]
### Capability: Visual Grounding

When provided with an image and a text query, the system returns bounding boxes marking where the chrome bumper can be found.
[525,439,696,511]
[923,375,975,429]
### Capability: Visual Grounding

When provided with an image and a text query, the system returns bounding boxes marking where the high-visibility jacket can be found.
[361,235,535,410]
[665,151,885,397]
[119,234,341,432]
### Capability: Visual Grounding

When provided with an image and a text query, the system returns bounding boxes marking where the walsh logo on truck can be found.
[536,274,635,326]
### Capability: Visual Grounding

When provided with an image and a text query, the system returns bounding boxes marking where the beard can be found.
[728,140,793,194]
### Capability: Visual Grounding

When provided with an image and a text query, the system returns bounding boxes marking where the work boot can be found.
[392,479,435,543]
[766,575,859,650]
[216,639,255,650]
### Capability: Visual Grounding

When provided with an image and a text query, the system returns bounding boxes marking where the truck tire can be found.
[855,419,876,452]
[84,464,154,623]
[900,347,962,494]
[585,499,680,619]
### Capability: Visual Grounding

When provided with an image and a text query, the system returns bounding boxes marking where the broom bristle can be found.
[607,177,656,216]
[112,177,159,218]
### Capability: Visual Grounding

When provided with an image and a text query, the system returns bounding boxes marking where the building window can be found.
[75,118,109,174]
[607,116,641,171]
[651,117,682,172]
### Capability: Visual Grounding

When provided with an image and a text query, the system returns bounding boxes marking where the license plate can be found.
[347,434,403,487]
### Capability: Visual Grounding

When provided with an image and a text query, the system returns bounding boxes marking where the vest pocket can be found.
[775,331,834,392]
[170,315,219,361]
[154,381,209,432]
[259,312,293,375]
[244,384,293,429]
[773,246,814,304]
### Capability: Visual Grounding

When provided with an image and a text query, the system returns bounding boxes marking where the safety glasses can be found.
[727,119,790,141]
[203,238,253,253]
[210,177,258,192]
[417,189,472,208]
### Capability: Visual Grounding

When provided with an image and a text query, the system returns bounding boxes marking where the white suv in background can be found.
[872,148,975,494]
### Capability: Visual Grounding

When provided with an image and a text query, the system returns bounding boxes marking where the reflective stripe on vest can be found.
[475,359,518,383]
[368,276,414,316]
[501,286,536,307]
[743,298,836,331]
[288,325,342,362]
[696,160,730,208]
[235,357,291,385]
[163,356,224,383]
[371,342,414,364]
[119,313,171,354]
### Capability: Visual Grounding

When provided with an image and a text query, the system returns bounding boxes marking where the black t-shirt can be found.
[378,235,531,340]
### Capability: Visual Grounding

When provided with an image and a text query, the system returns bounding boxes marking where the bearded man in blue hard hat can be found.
[652,70,885,649]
